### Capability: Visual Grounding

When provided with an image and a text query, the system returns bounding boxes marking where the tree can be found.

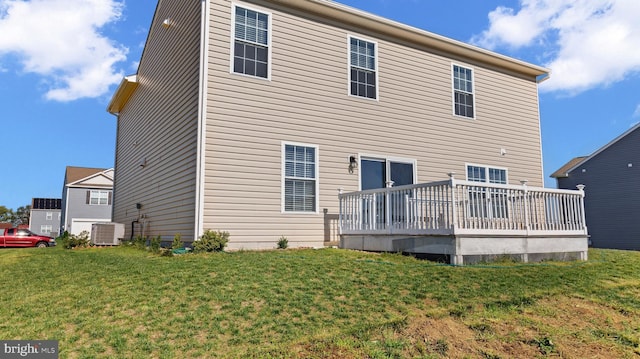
[0,206,13,223]
[13,205,31,226]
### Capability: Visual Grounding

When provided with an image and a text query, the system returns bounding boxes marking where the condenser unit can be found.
[91,222,125,245]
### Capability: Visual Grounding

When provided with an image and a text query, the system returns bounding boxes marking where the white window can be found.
[349,36,377,99]
[452,64,475,118]
[89,190,110,205]
[283,143,318,213]
[41,225,52,234]
[466,164,508,219]
[232,4,270,79]
[46,212,53,220]
[467,165,506,184]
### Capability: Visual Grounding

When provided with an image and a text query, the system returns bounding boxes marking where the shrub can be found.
[171,233,183,250]
[193,230,229,253]
[133,235,147,250]
[150,235,162,253]
[277,236,288,249]
[60,230,90,249]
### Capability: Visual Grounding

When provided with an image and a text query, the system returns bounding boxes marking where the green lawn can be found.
[1,246,639,358]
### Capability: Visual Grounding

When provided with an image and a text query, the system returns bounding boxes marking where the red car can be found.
[0,228,56,248]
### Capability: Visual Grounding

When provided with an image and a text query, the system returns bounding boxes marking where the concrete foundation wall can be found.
[340,234,588,265]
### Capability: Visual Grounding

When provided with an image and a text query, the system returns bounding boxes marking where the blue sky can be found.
[1,0,639,210]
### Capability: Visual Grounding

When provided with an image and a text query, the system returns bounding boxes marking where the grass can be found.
[1,246,640,358]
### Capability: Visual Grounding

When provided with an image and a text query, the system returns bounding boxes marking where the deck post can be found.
[385,181,394,234]
[338,188,343,235]
[448,172,458,233]
[576,184,588,235]
[520,180,530,234]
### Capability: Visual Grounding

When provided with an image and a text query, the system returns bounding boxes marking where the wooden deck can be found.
[338,175,589,265]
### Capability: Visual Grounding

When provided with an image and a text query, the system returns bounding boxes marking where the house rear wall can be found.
[203,0,545,249]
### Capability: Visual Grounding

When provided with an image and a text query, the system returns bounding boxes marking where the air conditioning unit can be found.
[91,222,125,245]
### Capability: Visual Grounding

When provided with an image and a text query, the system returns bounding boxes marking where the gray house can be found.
[552,123,640,250]
[61,166,114,236]
[29,198,62,236]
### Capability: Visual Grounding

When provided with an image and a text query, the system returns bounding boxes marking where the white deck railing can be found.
[339,175,587,237]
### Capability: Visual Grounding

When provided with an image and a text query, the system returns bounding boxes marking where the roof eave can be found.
[107,75,138,115]
[265,0,550,80]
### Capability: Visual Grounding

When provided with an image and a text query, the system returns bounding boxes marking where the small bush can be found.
[60,230,90,249]
[133,235,147,249]
[193,230,229,253]
[172,233,183,250]
[150,235,161,253]
[277,236,288,249]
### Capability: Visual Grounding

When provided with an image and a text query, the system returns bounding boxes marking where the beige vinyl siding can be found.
[112,0,201,241]
[203,0,543,248]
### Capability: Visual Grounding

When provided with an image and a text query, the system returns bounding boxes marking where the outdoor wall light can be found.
[136,203,142,210]
[348,155,358,173]
[162,18,172,29]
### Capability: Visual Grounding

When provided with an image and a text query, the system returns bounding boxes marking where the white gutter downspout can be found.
[194,0,210,241]
[535,72,550,187]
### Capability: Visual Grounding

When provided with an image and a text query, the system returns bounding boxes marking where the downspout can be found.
[194,0,211,241]
[131,220,139,240]
[63,186,70,233]
[536,72,550,187]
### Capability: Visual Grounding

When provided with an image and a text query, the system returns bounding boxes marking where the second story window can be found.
[233,5,270,79]
[453,64,475,118]
[349,37,377,99]
[46,212,53,220]
[88,190,110,206]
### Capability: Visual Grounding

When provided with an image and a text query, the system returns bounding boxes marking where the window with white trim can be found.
[453,64,474,118]
[349,37,377,99]
[41,225,52,234]
[46,212,53,220]
[283,143,317,212]
[89,190,110,205]
[466,165,508,218]
[232,5,269,78]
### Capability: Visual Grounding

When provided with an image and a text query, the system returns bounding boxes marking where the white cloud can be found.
[0,0,127,101]
[472,0,640,95]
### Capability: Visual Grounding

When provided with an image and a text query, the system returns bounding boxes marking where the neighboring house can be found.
[61,166,114,236]
[552,123,640,250]
[29,198,62,236]
[107,0,587,262]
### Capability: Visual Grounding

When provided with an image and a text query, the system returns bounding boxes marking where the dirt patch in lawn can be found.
[291,296,640,358]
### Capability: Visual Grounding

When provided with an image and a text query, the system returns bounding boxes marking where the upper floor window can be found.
[453,64,474,118]
[46,212,53,220]
[283,143,318,213]
[349,36,377,99]
[88,190,110,206]
[232,5,270,79]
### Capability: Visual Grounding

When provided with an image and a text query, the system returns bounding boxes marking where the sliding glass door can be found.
[360,157,415,229]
